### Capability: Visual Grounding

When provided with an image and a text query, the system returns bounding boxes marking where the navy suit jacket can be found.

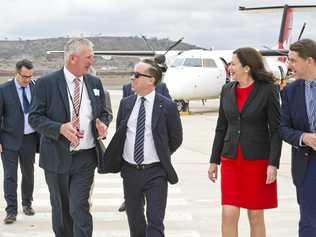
[29,69,110,173]
[122,82,171,100]
[0,79,38,151]
[100,93,182,184]
[280,79,314,186]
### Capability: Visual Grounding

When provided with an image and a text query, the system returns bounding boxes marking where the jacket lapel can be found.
[9,80,23,114]
[125,95,137,121]
[240,81,259,114]
[83,75,97,118]
[297,80,310,131]
[228,81,239,114]
[56,70,70,120]
[152,94,163,129]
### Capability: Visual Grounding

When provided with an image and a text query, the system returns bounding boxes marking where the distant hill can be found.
[0,36,200,74]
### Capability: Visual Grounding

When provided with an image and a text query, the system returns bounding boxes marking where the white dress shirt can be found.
[64,67,95,150]
[123,90,160,164]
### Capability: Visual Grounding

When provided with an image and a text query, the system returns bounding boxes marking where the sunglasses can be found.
[18,72,33,80]
[130,71,152,79]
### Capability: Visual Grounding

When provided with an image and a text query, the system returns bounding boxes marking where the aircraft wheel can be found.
[175,100,189,112]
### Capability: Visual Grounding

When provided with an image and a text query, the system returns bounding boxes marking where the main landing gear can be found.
[175,100,189,113]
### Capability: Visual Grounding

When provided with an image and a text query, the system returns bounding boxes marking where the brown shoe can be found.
[23,206,35,216]
[4,213,16,224]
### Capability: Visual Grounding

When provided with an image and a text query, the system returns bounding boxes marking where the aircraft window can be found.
[203,58,217,68]
[183,58,202,67]
[170,58,184,67]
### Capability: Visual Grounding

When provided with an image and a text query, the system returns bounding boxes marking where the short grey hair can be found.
[64,38,94,63]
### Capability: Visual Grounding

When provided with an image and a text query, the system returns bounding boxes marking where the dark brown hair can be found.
[290,39,316,61]
[142,58,163,85]
[16,59,33,72]
[233,47,275,83]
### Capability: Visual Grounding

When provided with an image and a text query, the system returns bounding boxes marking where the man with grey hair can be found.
[29,38,110,237]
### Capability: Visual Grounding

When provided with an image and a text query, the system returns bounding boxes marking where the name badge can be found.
[93,89,100,96]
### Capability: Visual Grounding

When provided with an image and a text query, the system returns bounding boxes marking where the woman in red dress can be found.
[208,47,282,237]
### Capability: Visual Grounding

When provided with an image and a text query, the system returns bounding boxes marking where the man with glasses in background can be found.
[0,59,38,224]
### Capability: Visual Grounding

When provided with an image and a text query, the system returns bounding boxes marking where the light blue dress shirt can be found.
[14,79,35,135]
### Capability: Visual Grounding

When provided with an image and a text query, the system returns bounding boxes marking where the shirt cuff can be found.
[299,133,306,147]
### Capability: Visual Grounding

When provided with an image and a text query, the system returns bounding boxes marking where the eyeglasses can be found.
[18,72,33,80]
[130,71,152,79]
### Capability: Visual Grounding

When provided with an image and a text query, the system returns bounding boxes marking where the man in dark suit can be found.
[280,39,316,237]
[29,38,110,237]
[103,59,182,237]
[118,79,171,212]
[0,59,37,224]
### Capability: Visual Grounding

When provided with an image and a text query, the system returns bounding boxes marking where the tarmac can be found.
[0,90,299,237]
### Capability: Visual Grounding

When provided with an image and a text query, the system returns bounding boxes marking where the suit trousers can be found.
[44,148,97,237]
[122,162,168,237]
[1,133,37,215]
[297,156,316,237]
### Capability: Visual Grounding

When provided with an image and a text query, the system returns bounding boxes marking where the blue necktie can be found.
[134,97,146,164]
[22,87,30,114]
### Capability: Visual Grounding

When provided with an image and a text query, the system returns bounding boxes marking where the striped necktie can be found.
[71,78,81,148]
[134,97,146,164]
[308,81,316,132]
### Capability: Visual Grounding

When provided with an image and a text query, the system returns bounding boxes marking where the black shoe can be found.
[4,213,16,224]
[118,201,126,212]
[23,206,35,216]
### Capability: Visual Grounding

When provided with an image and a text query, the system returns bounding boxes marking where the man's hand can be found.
[302,133,316,151]
[0,144,2,153]
[60,122,79,144]
[96,118,108,140]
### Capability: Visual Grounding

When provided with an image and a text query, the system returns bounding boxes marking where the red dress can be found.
[220,83,277,209]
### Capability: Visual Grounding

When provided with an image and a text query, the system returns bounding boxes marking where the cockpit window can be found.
[183,58,202,67]
[203,58,217,68]
[170,58,184,67]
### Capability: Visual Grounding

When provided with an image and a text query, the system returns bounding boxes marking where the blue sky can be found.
[1,0,315,49]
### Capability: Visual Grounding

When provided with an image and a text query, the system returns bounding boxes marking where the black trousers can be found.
[44,148,97,237]
[122,163,168,237]
[1,133,37,215]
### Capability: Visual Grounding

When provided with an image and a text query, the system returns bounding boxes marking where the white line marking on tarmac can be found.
[1,230,200,237]
[37,187,181,194]
[17,211,193,222]
[34,198,188,207]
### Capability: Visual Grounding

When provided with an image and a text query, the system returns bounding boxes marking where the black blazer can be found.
[279,79,314,186]
[210,81,282,168]
[122,82,172,100]
[0,79,39,151]
[29,69,110,173]
[99,93,183,184]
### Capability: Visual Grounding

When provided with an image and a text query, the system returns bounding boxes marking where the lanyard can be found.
[66,80,84,117]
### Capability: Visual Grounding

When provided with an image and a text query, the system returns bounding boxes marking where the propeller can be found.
[298,22,307,40]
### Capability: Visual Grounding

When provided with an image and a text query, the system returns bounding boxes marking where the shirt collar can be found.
[14,78,29,90]
[137,89,155,105]
[63,66,83,84]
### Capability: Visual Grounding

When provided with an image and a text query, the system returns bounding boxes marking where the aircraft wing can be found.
[47,50,156,57]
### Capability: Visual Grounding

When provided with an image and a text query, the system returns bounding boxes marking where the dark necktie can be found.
[134,97,146,164]
[22,87,30,114]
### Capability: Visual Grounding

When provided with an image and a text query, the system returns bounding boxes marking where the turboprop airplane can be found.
[164,4,316,112]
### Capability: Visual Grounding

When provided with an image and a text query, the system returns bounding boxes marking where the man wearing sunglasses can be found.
[103,59,183,237]
[0,59,38,224]
[118,67,171,213]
